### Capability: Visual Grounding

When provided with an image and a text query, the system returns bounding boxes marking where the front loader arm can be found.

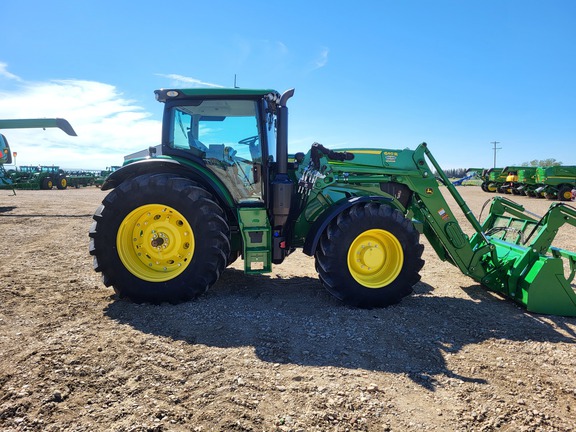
[403,144,490,281]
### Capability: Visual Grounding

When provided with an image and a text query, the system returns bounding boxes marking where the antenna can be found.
[234,74,239,89]
[491,141,501,168]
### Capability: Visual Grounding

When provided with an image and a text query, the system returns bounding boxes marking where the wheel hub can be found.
[150,232,169,248]
[117,204,194,282]
[347,229,404,288]
[356,242,384,270]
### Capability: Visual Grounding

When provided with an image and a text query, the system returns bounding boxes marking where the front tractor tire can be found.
[89,174,230,304]
[315,202,424,308]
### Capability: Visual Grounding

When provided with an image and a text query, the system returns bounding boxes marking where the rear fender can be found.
[101,158,236,210]
[302,196,396,256]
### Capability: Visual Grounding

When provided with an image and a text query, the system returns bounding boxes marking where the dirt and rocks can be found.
[0,186,574,432]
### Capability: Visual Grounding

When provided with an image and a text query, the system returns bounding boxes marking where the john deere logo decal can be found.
[425,188,433,195]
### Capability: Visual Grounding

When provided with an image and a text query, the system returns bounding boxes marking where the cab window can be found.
[169,99,262,203]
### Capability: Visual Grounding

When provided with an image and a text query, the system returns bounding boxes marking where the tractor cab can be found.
[155,88,282,206]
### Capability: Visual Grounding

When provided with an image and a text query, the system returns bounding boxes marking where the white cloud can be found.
[0,77,161,169]
[313,47,329,70]
[156,74,223,88]
[0,62,22,81]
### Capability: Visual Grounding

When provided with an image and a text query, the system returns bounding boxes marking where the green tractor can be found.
[89,88,576,316]
[4,164,68,190]
[38,165,69,190]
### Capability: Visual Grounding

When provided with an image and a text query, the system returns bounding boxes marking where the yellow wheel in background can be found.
[559,186,573,201]
[116,204,194,282]
[347,229,404,288]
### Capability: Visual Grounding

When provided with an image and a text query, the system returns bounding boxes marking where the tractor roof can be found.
[154,88,280,103]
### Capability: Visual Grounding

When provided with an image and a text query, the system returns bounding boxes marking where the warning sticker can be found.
[384,151,398,163]
[438,208,450,221]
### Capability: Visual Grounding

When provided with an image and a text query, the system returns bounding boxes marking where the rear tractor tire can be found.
[315,202,424,308]
[57,176,68,190]
[89,174,230,304]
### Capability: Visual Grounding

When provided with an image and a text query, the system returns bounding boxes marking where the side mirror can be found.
[0,134,13,165]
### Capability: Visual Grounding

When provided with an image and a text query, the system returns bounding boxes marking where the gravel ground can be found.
[0,186,575,431]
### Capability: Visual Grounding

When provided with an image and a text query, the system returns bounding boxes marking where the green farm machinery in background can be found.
[515,167,539,196]
[534,165,576,201]
[3,164,69,190]
[94,166,121,187]
[88,87,576,317]
[0,118,77,193]
[480,166,527,195]
[480,165,575,202]
[480,167,505,192]
[498,166,527,195]
[67,170,98,188]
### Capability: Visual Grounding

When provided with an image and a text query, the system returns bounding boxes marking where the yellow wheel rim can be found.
[117,204,194,282]
[61,178,67,188]
[562,190,572,200]
[347,229,403,288]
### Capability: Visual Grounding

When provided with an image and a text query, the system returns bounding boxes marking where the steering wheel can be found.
[238,135,259,146]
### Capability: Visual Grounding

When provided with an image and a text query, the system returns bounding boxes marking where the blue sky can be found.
[0,0,574,170]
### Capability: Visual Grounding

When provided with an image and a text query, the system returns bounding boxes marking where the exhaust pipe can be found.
[276,88,295,176]
[271,89,295,263]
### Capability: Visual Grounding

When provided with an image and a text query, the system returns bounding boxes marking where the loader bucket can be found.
[473,198,576,316]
